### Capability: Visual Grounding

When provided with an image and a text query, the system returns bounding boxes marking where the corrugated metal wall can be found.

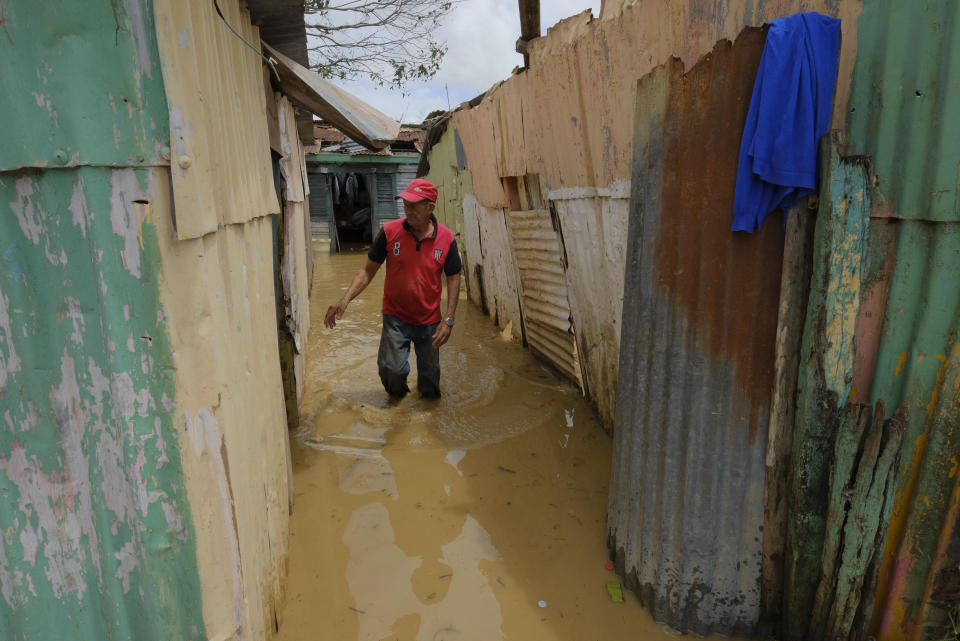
[0,167,207,641]
[506,209,583,386]
[461,195,525,336]
[150,168,292,641]
[153,0,279,239]
[608,31,778,637]
[1,1,299,639]
[450,0,861,430]
[0,4,208,639]
[153,2,296,634]
[419,1,958,637]
[0,1,169,172]
[551,193,629,427]
[787,3,960,639]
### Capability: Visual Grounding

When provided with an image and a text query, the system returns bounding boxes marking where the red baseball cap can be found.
[396,178,438,203]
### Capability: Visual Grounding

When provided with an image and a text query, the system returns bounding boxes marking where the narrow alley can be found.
[274,254,734,641]
[3,3,957,641]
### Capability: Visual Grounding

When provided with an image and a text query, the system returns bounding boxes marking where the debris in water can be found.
[606,583,624,603]
[605,562,614,571]
[445,449,466,475]
[564,409,575,428]
[497,465,516,474]
[537,600,547,608]
[349,606,366,614]
[495,577,506,587]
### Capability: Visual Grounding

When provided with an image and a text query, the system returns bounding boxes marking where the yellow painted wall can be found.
[152,1,311,637]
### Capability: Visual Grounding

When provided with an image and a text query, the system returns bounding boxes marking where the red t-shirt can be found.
[368,216,461,326]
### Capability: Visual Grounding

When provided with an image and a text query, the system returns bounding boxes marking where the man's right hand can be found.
[324,299,348,328]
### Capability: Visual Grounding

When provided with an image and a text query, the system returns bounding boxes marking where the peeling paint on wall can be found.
[0,167,206,641]
[0,0,170,171]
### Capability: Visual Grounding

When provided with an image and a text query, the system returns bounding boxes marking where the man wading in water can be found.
[324,178,462,399]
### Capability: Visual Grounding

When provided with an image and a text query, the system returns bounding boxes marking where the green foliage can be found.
[304,0,456,89]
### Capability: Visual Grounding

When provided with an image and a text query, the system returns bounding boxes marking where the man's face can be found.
[402,199,435,227]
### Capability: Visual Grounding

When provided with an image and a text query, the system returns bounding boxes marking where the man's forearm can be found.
[445,273,461,319]
[341,260,381,305]
[342,269,371,304]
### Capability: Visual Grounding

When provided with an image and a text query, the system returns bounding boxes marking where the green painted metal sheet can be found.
[305,153,418,165]
[788,2,960,638]
[0,0,170,171]
[860,219,960,640]
[423,122,475,241]
[0,167,206,641]
[785,139,874,640]
[845,0,960,222]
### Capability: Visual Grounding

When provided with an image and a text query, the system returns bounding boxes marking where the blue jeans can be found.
[378,315,441,398]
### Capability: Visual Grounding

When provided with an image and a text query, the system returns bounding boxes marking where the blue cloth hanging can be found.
[731,12,841,233]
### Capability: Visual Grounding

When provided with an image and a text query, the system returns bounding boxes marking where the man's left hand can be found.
[432,323,452,349]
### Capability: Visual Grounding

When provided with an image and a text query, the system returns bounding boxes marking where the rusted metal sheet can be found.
[452,99,509,209]
[265,43,401,152]
[153,0,279,240]
[608,30,779,636]
[0,0,169,172]
[506,209,582,386]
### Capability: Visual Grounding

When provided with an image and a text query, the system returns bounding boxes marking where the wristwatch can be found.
[444,317,455,327]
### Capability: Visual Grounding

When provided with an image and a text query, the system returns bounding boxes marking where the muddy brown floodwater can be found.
[276,253,737,641]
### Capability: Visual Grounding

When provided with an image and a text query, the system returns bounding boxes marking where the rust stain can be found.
[652,28,779,442]
[895,351,907,376]
[926,355,948,415]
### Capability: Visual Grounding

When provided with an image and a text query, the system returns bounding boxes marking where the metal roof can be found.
[264,43,400,151]
[246,0,314,141]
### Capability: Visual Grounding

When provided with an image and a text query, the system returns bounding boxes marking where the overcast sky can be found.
[309,1,601,123]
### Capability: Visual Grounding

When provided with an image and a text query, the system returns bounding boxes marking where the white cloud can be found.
[308,0,600,123]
